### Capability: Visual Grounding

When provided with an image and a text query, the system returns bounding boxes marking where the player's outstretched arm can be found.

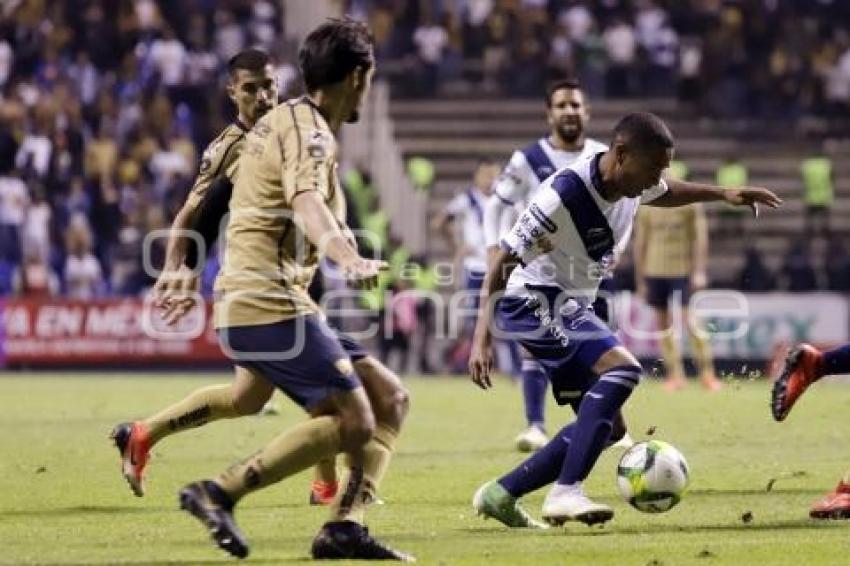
[291,190,387,289]
[649,179,782,215]
[469,246,521,390]
[154,176,236,324]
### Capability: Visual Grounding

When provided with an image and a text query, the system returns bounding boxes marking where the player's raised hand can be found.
[342,257,389,290]
[469,332,494,390]
[723,186,783,217]
[153,264,198,306]
[153,264,199,325]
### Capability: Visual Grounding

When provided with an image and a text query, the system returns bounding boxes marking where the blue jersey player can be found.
[470,112,781,527]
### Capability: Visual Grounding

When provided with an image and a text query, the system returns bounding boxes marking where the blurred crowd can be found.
[0,0,294,298]
[1,0,849,303]
[351,0,850,120]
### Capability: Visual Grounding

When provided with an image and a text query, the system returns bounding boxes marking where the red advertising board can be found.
[0,298,227,366]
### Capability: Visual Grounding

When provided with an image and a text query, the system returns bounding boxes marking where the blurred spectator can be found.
[782,239,819,292]
[21,183,51,263]
[146,27,187,91]
[738,247,776,292]
[825,237,850,292]
[413,14,449,96]
[801,153,834,238]
[603,18,636,96]
[715,154,748,238]
[0,172,27,264]
[13,247,59,297]
[63,214,104,299]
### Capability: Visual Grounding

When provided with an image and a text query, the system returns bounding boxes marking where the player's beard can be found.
[346,109,360,123]
[556,123,582,144]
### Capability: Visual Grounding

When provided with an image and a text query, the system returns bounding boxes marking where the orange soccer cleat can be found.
[810,481,850,520]
[771,344,823,421]
[110,421,152,497]
[309,480,339,506]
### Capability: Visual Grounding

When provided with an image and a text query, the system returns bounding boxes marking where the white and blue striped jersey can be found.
[445,186,488,273]
[494,136,609,206]
[485,136,608,247]
[501,152,668,305]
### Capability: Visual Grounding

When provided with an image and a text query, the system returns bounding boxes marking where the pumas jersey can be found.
[214,97,345,328]
[184,120,250,212]
[501,152,668,305]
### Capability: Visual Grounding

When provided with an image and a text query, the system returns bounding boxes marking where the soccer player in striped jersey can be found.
[483,78,608,452]
[471,113,780,528]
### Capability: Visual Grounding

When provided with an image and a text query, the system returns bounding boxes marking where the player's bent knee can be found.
[340,413,375,450]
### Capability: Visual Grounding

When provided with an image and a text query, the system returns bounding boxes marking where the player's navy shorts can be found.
[218,315,365,410]
[644,276,690,309]
[496,286,620,405]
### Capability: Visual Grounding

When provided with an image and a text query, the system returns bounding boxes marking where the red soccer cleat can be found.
[110,421,151,497]
[309,480,339,506]
[810,481,850,520]
[771,344,823,421]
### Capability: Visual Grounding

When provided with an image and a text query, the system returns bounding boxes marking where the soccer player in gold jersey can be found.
[117,19,412,560]
[634,172,721,391]
[111,48,342,507]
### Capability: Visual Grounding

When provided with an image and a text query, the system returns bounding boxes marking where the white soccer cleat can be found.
[514,426,548,452]
[542,486,614,526]
[612,431,635,449]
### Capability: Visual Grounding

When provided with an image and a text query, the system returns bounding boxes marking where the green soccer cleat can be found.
[472,480,548,529]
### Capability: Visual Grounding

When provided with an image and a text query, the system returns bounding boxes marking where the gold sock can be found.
[315,456,338,485]
[688,328,716,379]
[144,384,240,445]
[330,423,397,524]
[216,415,341,502]
[660,331,685,379]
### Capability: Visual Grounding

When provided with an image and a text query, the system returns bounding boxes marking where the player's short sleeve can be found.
[281,107,336,205]
[185,131,243,211]
[492,150,533,205]
[444,193,466,217]
[500,184,564,266]
[640,178,669,204]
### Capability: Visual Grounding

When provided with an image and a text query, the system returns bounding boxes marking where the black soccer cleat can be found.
[179,481,249,559]
[311,520,415,561]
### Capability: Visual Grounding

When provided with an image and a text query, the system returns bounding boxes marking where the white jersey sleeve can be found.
[500,186,566,267]
[444,193,467,216]
[639,179,669,204]
[492,150,535,205]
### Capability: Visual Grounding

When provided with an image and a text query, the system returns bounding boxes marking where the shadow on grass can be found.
[0,504,171,519]
[37,560,305,566]
[0,501,307,520]
[458,517,842,538]
[688,487,827,496]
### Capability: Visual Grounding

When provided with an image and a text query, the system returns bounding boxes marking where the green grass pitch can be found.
[1,373,849,565]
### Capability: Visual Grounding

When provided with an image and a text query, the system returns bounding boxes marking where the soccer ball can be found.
[617,440,690,513]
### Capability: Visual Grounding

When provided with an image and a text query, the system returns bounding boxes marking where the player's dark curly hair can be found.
[299,18,374,93]
[613,112,674,150]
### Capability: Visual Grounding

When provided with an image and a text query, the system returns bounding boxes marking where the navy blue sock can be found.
[499,423,574,498]
[558,365,641,485]
[821,344,850,377]
[522,359,548,428]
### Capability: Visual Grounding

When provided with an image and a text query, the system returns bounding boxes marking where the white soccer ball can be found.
[617,440,690,513]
